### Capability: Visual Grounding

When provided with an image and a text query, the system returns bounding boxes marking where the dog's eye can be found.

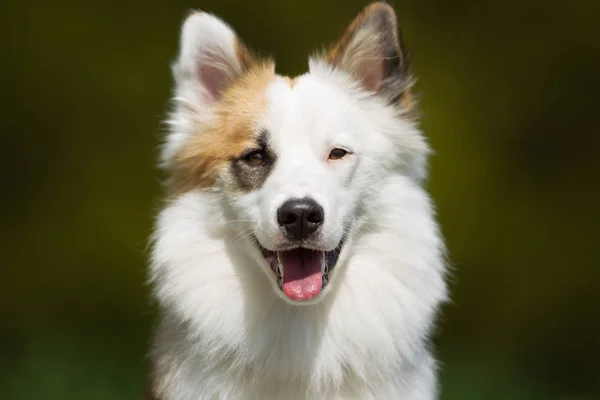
[243,150,265,166]
[328,148,348,161]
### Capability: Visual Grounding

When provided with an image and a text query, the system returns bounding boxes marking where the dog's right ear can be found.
[172,12,253,105]
[163,12,255,168]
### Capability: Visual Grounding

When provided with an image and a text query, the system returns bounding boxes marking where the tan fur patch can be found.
[234,38,253,71]
[170,61,276,194]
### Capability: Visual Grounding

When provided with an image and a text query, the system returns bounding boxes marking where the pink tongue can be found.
[279,249,324,301]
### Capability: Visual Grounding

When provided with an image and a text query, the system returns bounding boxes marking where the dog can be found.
[147,2,448,399]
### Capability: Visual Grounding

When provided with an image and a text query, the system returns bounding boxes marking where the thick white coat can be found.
[150,12,448,400]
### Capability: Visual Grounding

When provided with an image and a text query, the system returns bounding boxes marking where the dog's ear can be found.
[172,12,253,104]
[326,2,411,104]
[162,12,256,168]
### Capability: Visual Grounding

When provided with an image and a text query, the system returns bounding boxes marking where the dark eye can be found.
[243,150,266,166]
[328,148,348,160]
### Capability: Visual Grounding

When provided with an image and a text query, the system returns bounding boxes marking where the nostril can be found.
[278,211,297,226]
[306,209,324,224]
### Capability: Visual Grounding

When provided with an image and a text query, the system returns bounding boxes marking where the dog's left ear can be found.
[326,2,411,104]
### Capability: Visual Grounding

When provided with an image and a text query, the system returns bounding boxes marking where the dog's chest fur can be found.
[150,261,439,400]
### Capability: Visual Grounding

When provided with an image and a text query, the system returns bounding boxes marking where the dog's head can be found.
[161,2,429,304]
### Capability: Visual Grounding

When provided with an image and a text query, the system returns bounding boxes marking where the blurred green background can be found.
[1,0,599,398]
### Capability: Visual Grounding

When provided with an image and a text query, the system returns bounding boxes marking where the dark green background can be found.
[1,0,599,398]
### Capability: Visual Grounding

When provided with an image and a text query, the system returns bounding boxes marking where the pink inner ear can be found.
[361,58,385,92]
[198,64,230,102]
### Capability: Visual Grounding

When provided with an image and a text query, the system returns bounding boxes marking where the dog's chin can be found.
[256,238,345,305]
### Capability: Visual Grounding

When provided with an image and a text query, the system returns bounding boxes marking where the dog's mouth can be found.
[257,240,344,302]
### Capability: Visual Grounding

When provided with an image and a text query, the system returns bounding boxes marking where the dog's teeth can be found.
[274,254,283,278]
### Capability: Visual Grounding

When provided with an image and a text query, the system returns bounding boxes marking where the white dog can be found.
[147,2,448,399]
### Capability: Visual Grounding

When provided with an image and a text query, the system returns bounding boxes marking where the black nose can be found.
[277,198,324,241]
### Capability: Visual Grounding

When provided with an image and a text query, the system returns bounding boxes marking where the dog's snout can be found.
[277,198,324,240]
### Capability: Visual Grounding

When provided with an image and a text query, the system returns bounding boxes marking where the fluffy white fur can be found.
[149,9,448,400]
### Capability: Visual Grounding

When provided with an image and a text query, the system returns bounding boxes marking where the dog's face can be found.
[225,75,368,303]
[162,3,428,304]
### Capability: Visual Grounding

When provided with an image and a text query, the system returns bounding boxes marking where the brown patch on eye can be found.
[229,130,276,192]
[170,61,276,194]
